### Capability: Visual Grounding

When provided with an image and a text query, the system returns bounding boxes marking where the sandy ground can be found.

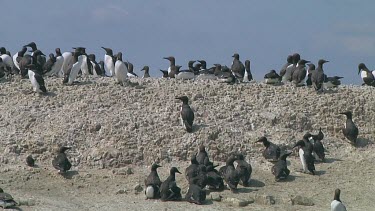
[0,76,374,210]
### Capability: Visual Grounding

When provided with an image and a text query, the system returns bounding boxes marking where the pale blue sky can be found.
[2,1,375,84]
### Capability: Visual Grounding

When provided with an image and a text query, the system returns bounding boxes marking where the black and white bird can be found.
[175,96,194,133]
[64,49,87,85]
[43,53,56,75]
[331,189,347,211]
[0,48,15,74]
[310,133,325,162]
[140,66,150,78]
[340,111,359,145]
[44,48,64,77]
[323,75,343,88]
[126,62,138,78]
[114,52,128,85]
[311,59,329,92]
[219,154,240,192]
[27,64,47,93]
[292,59,310,86]
[160,167,182,201]
[255,137,281,162]
[12,46,27,73]
[102,47,115,76]
[282,53,300,82]
[185,178,206,205]
[0,188,17,209]
[271,151,292,181]
[293,140,315,175]
[235,153,252,187]
[160,69,168,78]
[185,154,200,182]
[145,163,162,199]
[26,155,35,167]
[0,58,11,79]
[231,53,245,80]
[279,55,293,79]
[358,63,375,86]
[87,54,102,76]
[264,70,281,84]
[306,63,315,86]
[19,50,45,77]
[52,146,72,173]
[206,161,224,191]
[242,60,253,82]
[24,42,46,72]
[164,56,176,75]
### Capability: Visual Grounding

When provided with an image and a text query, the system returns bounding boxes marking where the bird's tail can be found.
[184,120,193,133]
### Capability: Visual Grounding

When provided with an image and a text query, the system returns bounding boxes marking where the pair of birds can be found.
[26,146,72,174]
[218,153,252,192]
[145,165,205,205]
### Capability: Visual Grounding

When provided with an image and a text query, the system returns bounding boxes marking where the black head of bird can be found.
[226,154,237,165]
[232,53,240,60]
[298,59,310,66]
[58,146,71,153]
[334,189,342,202]
[170,167,181,175]
[151,163,162,171]
[73,47,86,54]
[175,96,189,104]
[236,153,245,160]
[24,42,37,51]
[307,63,316,70]
[339,111,353,119]
[318,59,329,67]
[292,53,300,64]
[0,47,6,54]
[188,60,195,67]
[141,66,149,71]
[48,53,55,61]
[55,48,62,55]
[287,55,293,63]
[293,140,306,149]
[255,136,270,147]
[88,54,96,61]
[101,47,113,56]
[163,56,175,62]
[358,63,368,75]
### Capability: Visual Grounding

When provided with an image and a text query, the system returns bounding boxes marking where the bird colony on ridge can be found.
[0,42,369,210]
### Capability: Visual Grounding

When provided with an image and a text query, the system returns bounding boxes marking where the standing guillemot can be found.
[163,56,175,74]
[243,60,253,82]
[114,52,128,85]
[271,151,292,181]
[255,136,281,162]
[43,53,56,75]
[140,66,150,78]
[52,146,72,173]
[219,154,240,192]
[160,167,182,201]
[12,46,27,73]
[145,163,162,199]
[282,53,300,82]
[44,48,65,77]
[311,59,329,92]
[185,178,206,205]
[102,47,115,76]
[340,111,358,145]
[196,145,209,166]
[331,189,347,211]
[125,62,138,77]
[27,64,47,94]
[87,54,102,76]
[64,50,87,85]
[264,70,282,84]
[358,63,375,86]
[19,50,45,77]
[230,53,245,80]
[24,42,46,72]
[293,140,315,175]
[176,96,194,133]
[206,161,224,191]
[185,154,200,182]
[235,153,252,187]
[292,59,310,86]
[0,48,15,74]
[306,63,315,86]
[279,55,293,78]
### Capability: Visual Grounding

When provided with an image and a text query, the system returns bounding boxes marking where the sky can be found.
[2,1,375,84]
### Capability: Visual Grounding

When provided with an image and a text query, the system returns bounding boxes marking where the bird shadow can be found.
[71,80,93,86]
[61,170,79,179]
[315,170,326,176]
[323,89,339,94]
[9,207,23,211]
[322,158,343,164]
[356,138,373,148]
[277,174,298,182]
[43,92,57,97]
[202,200,214,205]
[235,188,254,193]
[193,124,208,132]
[249,179,265,188]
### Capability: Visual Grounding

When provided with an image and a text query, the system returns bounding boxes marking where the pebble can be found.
[222,197,252,207]
[291,195,314,206]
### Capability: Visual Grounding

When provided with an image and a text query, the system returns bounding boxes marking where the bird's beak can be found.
[176,170,181,174]
[305,61,310,64]
[157,165,162,168]
[175,97,181,100]
[41,53,46,56]
[163,57,169,60]
[325,60,330,63]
